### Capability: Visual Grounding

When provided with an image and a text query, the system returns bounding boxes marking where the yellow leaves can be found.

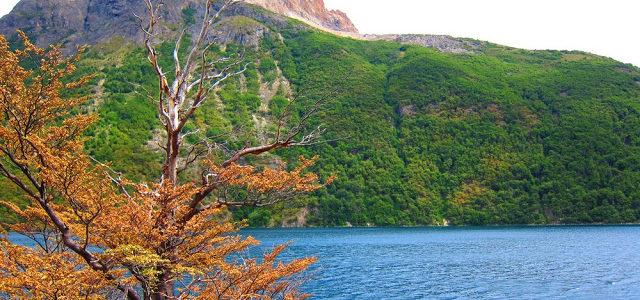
[0,200,55,235]
[0,239,113,299]
[0,31,323,300]
[193,242,317,300]
[104,245,170,282]
[0,31,92,137]
[211,155,333,197]
[0,201,22,216]
[92,185,313,298]
[0,32,96,204]
[16,30,45,56]
[66,74,94,89]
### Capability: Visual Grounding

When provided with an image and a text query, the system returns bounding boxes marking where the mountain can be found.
[245,0,357,34]
[0,0,356,47]
[0,0,150,47]
[1,0,640,227]
[0,0,475,53]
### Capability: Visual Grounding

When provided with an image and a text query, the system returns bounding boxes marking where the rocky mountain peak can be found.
[0,0,475,54]
[0,0,185,48]
[245,0,358,34]
[0,0,357,49]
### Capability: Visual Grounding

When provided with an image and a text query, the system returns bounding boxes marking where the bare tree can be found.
[134,0,335,297]
[0,0,335,299]
[139,0,334,212]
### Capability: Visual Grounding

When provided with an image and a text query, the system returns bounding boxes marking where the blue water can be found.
[9,226,640,299]
[242,226,640,299]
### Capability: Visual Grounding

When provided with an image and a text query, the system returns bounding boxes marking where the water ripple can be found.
[244,226,640,299]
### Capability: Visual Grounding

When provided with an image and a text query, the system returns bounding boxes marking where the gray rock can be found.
[362,34,480,53]
[0,0,287,51]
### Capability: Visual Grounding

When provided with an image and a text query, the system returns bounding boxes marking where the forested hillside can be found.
[1,1,640,226]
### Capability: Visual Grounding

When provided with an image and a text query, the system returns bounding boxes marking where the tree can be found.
[0,0,334,298]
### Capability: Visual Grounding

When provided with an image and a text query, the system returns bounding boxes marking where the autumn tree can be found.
[0,0,334,299]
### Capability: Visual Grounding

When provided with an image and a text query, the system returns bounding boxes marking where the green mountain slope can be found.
[1,2,640,226]
[269,32,640,226]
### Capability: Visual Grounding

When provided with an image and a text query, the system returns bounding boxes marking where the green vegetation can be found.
[264,30,640,226]
[2,12,640,226]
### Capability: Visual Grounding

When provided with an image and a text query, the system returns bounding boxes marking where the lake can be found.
[9,226,640,299]
[243,226,640,299]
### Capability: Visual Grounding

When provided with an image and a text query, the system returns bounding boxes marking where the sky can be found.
[324,0,639,67]
[0,2,15,19]
[0,0,638,67]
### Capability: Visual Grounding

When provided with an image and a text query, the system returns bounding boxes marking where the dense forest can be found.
[1,5,640,227]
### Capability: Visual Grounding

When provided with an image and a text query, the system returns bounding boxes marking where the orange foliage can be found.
[0,30,328,299]
[209,156,336,207]
[0,238,116,299]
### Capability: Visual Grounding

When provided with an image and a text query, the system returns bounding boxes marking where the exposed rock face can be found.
[0,0,475,55]
[362,34,480,53]
[0,0,192,48]
[0,0,342,49]
[245,0,358,33]
[213,15,276,47]
[0,0,90,46]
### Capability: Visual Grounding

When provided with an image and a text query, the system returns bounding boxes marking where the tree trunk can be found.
[148,270,175,300]
[164,129,181,185]
[149,284,175,300]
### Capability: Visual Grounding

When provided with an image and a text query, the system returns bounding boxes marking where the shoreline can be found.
[245,223,640,229]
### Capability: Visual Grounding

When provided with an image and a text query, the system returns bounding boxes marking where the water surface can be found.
[9,226,640,299]
[243,226,640,299]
